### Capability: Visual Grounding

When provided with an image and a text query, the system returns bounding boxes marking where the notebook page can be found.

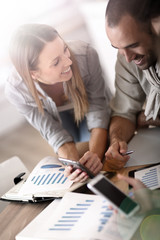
[19,156,73,196]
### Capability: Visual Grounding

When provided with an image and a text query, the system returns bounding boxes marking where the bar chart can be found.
[135,165,160,190]
[31,172,67,186]
[19,156,73,195]
[48,196,114,236]
[98,200,113,232]
[16,192,144,240]
[49,199,94,231]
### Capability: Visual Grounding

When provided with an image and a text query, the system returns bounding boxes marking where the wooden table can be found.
[0,164,145,240]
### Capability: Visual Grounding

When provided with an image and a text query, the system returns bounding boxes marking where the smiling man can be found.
[104,0,160,170]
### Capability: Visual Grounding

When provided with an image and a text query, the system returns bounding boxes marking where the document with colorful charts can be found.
[16,192,143,240]
[1,156,82,203]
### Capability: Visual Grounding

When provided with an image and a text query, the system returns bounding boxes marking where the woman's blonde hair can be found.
[9,24,88,124]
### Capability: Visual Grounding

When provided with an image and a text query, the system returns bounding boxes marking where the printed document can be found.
[16,192,143,240]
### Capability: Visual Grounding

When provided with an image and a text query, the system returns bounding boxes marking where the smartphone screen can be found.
[88,175,139,217]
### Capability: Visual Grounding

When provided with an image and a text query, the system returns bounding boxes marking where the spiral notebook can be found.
[0,156,87,203]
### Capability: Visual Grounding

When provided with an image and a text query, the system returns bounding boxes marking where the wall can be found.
[79,1,117,94]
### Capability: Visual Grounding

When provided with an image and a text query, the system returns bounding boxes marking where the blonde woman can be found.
[5,24,111,182]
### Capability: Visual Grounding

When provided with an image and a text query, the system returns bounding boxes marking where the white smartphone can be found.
[87,174,140,217]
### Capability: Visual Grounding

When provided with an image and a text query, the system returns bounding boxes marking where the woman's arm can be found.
[89,128,107,160]
[5,72,74,154]
[57,142,79,160]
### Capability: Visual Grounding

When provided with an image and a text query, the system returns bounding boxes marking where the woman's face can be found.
[31,36,73,85]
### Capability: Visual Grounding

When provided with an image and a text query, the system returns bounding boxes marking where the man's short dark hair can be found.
[105,0,160,27]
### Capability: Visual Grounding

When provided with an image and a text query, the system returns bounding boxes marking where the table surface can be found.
[0,164,146,240]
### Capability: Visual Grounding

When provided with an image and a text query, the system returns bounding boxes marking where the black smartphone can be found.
[87,174,140,217]
[58,157,95,179]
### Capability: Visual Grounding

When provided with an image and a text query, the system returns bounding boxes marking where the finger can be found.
[105,157,128,170]
[68,168,82,181]
[90,161,103,174]
[83,154,98,169]
[64,166,73,177]
[119,142,128,155]
[107,149,128,163]
[79,151,92,165]
[72,171,88,182]
[117,174,146,190]
[79,175,89,183]
[79,152,100,173]
[83,155,103,174]
[107,141,129,161]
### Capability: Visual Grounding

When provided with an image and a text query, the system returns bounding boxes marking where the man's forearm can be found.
[137,111,160,128]
[109,116,136,144]
[89,128,108,160]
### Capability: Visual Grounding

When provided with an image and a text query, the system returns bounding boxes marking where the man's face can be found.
[105,15,157,70]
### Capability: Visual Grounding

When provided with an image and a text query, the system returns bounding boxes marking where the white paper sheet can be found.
[16,192,143,240]
[19,156,73,195]
[135,164,160,190]
[126,127,160,167]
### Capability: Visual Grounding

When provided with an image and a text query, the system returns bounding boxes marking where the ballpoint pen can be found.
[121,150,134,156]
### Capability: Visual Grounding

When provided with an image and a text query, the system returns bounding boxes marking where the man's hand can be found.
[105,116,136,170]
[105,141,130,170]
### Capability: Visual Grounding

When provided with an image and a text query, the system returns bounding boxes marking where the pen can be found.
[121,150,134,156]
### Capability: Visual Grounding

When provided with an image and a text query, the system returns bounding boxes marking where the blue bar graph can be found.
[58,220,78,222]
[41,164,62,169]
[34,175,40,184]
[59,168,65,171]
[49,199,93,232]
[62,216,81,218]
[49,228,71,231]
[31,176,35,181]
[47,173,56,184]
[30,172,69,186]
[37,174,45,185]
[77,203,91,206]
[66,212,85,214]
[57,174,64,183]
[62,177,67,184]
[141,167,158,188]
[97,203,113,232]
[70,208,88,210]
[52,173,61,184]
[42,174,51,185]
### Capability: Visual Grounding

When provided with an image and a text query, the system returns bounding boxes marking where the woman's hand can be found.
[117,174,154,213]
[64,151,103,183]
[117,174,146,190]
